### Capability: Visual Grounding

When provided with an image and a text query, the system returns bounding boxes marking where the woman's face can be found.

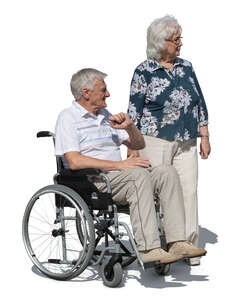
[164,28,183,60]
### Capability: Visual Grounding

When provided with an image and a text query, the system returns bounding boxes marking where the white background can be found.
[1,0,238,298]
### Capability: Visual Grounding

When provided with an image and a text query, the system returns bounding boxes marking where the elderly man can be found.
[55,68,206,264]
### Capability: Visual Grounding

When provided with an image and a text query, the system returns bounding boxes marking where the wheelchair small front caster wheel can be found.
[154,263,170,276]
[100,260,123,287]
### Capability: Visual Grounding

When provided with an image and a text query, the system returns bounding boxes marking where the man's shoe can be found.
[168,241,207,259]
[139,247,183,264]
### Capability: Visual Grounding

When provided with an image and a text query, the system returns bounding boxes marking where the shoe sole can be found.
[159,255,183,264]
[139,258,181,269]
[182,252,207,259]
[141,255,183,265]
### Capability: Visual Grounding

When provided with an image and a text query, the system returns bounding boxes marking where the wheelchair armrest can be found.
[59,168,102,177]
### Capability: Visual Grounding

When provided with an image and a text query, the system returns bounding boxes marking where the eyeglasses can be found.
[166,36,183,45]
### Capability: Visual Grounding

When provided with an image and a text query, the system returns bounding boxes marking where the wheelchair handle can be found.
[37,131,55,138]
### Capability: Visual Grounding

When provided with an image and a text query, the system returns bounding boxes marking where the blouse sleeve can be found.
[127,68,147,130]
[191,66,209,127]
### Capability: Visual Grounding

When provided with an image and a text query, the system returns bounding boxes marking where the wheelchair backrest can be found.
[36,130,113,210]
[37,131,63,173]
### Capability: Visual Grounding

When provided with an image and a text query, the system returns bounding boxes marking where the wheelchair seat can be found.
[57,168,113,210]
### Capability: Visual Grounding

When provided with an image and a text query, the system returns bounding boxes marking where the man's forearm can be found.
[125,123,145,150]
[65,152,120,172]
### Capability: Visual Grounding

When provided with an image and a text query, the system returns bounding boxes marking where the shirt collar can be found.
[72,101,90,117]
[174,57,184,66]
[72,101,106,122]
[149,57,184,71]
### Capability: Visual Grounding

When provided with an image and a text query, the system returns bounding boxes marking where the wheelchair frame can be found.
[22,131,170,287]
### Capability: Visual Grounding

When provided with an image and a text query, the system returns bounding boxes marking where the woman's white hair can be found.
[146,15,182,61]
[70,68,107,99]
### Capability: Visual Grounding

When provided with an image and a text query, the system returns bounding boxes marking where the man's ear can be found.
[81,87,90,100]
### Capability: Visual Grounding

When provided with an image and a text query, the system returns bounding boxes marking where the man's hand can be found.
[110,112,145,150]
[200,138,211,159]
[116,155,150,171]
[127,148,140,158]
[109,112,133,130]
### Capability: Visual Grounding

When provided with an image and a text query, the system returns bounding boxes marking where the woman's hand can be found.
[200,137,211,159]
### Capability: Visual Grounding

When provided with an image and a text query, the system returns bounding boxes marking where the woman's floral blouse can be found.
[127,58,208,141]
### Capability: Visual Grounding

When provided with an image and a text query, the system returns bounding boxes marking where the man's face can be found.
[88,79,110,112]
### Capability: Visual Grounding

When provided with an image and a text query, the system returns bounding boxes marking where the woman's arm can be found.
[191,66,209,127]
[191,65,211,159]
[199,125,211,159]
[126,67,147,157]
[127,68,147,128]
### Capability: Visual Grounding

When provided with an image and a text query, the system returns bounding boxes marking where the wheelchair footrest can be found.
[94,250,135,258]
[138,261,165,269]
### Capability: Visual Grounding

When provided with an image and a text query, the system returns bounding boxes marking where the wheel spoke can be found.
[23,186,95,279]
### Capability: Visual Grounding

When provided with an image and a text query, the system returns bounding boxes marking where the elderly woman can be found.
[127,15,211,266]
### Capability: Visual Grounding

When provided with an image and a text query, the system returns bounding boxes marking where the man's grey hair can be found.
[70,68,107,99]
[146,15,182,61]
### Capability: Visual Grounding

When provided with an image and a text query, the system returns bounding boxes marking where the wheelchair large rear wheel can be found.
[22,184,95,280]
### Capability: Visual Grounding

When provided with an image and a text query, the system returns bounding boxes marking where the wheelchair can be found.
[22,131,170,287]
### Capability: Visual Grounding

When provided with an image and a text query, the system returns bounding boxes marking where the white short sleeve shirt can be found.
[55,101,129,165]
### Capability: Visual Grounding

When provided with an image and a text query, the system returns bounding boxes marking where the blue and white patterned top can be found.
[127,58,208,141]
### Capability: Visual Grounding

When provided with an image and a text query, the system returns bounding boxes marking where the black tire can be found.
[101,260,123,287]
[76,212,86,245]
[22,184,95,280]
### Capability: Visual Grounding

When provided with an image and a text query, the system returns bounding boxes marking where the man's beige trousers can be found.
[140,136,199,247]
[95,165,185,251]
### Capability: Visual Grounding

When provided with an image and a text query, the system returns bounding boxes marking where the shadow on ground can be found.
[31,225,217,288]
